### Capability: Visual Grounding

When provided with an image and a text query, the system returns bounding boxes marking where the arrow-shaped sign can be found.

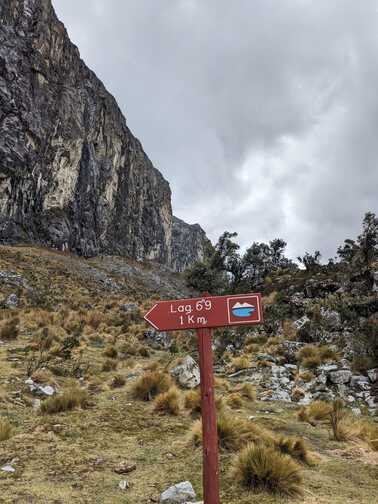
[144,292,262,331]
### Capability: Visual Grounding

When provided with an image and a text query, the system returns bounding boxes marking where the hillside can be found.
[0,245,377,503]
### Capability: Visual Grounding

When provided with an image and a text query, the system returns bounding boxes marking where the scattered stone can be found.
[350,375,370,389]
[144,329,171,350]
[318,363,338,373]
[5,293,18,308]
[293,315,310,330]
[114,461,137,474]
[367,368,378,383]
[25,378,55,396]
[119,303,139,314]
[32,398,41,410]
[170,356,200,389]
[320,308,341,329]
[329,370,352,385]
[1,465,15,473]
[256,353,276,363]
[118,480,130,491]
[160,481,196,503]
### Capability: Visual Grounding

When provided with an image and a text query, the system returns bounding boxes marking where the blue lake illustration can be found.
[231,302,256,317]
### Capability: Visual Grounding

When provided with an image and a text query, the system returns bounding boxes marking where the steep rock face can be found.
[170,216,211,272]
[0,0,172,263]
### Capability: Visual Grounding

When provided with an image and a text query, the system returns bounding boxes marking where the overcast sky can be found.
[53,0,378,260]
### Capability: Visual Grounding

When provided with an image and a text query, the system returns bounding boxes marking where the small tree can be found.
[297,251,321,272]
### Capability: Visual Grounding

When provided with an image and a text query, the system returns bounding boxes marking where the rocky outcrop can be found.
[170,216,211,272]
[0,0,175,263]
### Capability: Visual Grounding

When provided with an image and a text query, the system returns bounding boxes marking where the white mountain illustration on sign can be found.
[231,301,256,317]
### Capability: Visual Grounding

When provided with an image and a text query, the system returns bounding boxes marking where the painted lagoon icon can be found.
[231,302,256,317]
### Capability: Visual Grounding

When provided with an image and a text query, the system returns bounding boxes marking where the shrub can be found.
[0,419,12,441]
[232,443,303,496]
[298,370,314,382]
[184,389,224,414]
[102,359,118,372]
[139,346,150,357]
[110,374,126,388]
[227,393,243,409]
[275,436,314,465]
[41,388,89,414]
[132,371,172,401]
[282,320,298,340]
[0,317,19,340]
[230,356,250,372]
[301,355,321,369]
[298,401,332,425]
[103,345,118,358]
[191,414,275,451]
[238,383,256,401]
[329,399,346,441]
[154,387,180,415]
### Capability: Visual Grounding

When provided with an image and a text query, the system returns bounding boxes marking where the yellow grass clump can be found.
[232,443,303,497]
[0,418,12,441]
[41,388,89,414]
[132,370,172,401]
[154,387,181,415]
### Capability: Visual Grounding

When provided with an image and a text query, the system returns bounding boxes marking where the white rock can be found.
[118,480,130,490]
[329,370,352,384]
[160,481,196,503]
[367,368,378,383]
[293,315,310,330]
[170,357,200,389]
[39,385,55,396]
[351,407,362,416]
[1,465,15,473]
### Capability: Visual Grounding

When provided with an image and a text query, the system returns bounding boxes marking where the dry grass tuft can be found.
[191,414,275,452]
[298,400,333,425]
[154,387,181,415]
[275,436,315,465]
[0,418,12,441]
[230,356,250,372]
[132,370,172,401]
[227,393,243,409]
[297,344,339,369]
[0,317,19,340]
[236,383,257,401]
[102,359,118,372]
[110,374,126,388]
[184,389,224,414]
[41,388,89,414]
[103,345,118,358]
[232,443,303,497]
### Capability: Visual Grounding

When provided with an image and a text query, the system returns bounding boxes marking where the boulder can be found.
[170,356,200,389]
[329,370,352,385]
[160,481,196,503]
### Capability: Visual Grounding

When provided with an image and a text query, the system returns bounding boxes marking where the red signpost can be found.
[144,292,263,504]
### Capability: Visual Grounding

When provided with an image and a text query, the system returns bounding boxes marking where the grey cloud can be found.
[53,0,378,260]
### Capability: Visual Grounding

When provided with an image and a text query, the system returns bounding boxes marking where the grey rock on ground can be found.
[144,330,171,350]
[170,356,200,389]
[160,481,196,503]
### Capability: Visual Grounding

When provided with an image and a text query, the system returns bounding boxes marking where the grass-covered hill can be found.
[0,244,377,503]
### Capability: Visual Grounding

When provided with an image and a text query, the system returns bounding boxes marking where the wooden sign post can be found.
[144,292,263,504]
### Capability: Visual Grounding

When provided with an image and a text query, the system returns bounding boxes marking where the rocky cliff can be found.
[170,216,211,272]
[0,0,195,266]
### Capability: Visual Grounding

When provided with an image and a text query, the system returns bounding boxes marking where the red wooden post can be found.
[197,326,220,504]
